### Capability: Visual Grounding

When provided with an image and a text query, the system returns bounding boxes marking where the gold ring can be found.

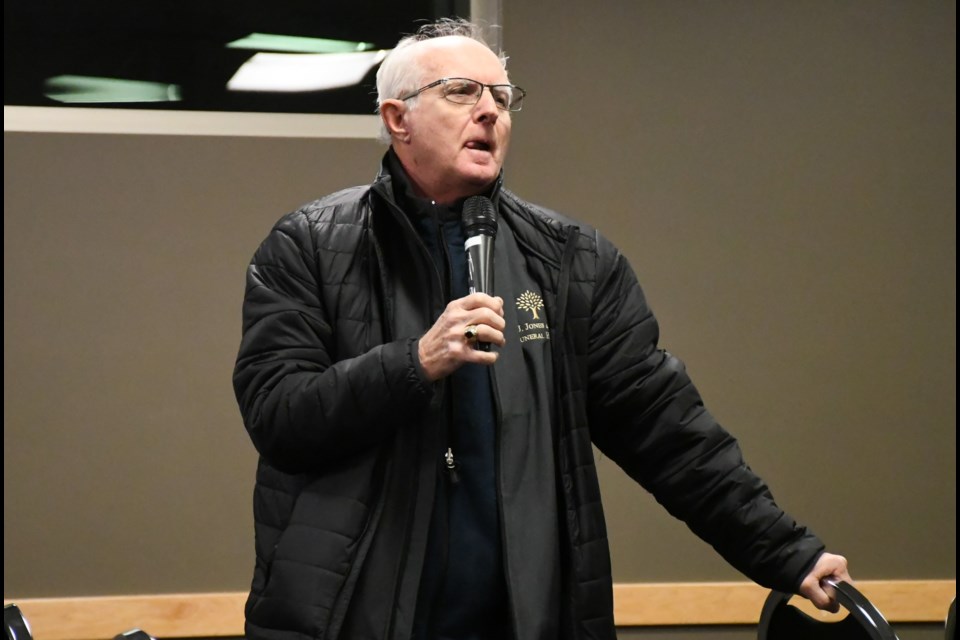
[464,325,479,341]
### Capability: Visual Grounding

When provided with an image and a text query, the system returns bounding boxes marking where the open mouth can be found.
[465,140,492,152]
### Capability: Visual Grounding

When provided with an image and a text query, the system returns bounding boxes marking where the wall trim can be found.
[3,106,380,139]
[612,579,954,625]
[4,580,954,639]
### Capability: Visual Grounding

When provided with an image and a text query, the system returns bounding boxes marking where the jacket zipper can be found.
[381,198,453,483]
[434,212,462,485]
[376,195,449,639]
[424,210,460,638]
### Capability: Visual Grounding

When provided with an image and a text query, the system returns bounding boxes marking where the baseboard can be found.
[4,579,955,639]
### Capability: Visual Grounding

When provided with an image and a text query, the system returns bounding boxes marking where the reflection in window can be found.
[4,1,469,115]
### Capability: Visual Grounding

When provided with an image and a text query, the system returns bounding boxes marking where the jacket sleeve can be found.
[233,210,433,473]
[585,232,824,592]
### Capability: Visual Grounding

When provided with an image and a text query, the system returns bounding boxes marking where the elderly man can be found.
[233,17,850,640]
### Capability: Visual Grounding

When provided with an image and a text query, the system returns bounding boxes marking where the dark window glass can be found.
[4,0,470,114]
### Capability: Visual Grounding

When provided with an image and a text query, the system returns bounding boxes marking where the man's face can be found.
[394,37,513,204]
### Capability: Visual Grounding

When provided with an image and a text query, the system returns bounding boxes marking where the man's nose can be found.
[473,88,500,123]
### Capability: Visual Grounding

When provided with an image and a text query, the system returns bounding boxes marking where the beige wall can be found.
[501,0,956,583]
[4,0,954,620]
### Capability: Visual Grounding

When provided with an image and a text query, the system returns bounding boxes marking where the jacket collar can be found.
[384,150,464,224]
[369,149,576,271]
[372,148,505,213]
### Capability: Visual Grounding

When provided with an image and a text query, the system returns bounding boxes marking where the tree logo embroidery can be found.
[516,290,544,320]
[516,290,549,343]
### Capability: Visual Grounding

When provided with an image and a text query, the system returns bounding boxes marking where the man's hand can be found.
[418,293,506,381]
[798,552,852,612]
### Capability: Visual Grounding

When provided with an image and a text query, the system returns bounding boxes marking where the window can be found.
[4,0,499,136]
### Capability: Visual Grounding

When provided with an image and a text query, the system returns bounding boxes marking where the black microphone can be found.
[462,196,498,351]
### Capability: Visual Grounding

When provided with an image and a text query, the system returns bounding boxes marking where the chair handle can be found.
[820,578,900,640]
[3,603,34,640]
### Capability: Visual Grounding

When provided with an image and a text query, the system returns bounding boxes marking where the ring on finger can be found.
[464,325,480,342]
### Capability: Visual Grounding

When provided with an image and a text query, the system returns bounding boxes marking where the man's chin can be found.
[460,164,501,185]
[463,175,499,194]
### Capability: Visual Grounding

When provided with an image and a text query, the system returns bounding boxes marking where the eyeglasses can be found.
[400,77,526,112]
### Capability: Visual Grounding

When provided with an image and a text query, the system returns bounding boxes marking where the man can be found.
[233,18,850,640]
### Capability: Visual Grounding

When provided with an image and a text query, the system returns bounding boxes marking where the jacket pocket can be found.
[249,447,384,635]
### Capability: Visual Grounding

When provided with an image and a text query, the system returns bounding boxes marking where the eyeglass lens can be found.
[442,79,521,111]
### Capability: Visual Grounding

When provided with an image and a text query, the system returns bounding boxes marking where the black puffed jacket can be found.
[233,158,825,640]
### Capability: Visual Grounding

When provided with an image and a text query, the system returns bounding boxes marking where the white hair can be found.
[375,18,508,144]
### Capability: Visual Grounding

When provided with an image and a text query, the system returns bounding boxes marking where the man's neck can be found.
[390,148,494,205]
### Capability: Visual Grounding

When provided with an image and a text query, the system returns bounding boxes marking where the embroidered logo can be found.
[517,290,544,319]
[516,290,550,343]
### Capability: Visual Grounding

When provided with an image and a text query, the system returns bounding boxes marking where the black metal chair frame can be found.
[758,579,900,640]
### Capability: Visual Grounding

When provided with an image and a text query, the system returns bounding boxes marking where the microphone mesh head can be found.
[462,196,498,237]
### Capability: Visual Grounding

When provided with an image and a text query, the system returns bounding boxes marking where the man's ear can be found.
[380,100,410,142]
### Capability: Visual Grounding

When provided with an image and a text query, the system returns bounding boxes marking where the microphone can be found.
[462,196,498,351]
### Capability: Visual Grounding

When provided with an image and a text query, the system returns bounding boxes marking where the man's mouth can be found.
[465,140,492,152]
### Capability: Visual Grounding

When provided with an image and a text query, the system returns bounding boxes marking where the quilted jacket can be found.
[233,157,825,640]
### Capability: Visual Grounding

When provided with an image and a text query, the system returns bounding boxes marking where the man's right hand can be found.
[417,293,506,381]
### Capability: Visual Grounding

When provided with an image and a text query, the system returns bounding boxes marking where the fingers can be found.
[464,325,480,342]
[460,292,505,310]
[811,581,841,613]
[451,294,507,341]
[463,315,506,346]
[457,293,506,325]
[798,552,851,613]
[799,573,832,611]
[417,295,507,381]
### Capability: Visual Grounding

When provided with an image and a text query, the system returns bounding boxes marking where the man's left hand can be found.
[797,552,852,612]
